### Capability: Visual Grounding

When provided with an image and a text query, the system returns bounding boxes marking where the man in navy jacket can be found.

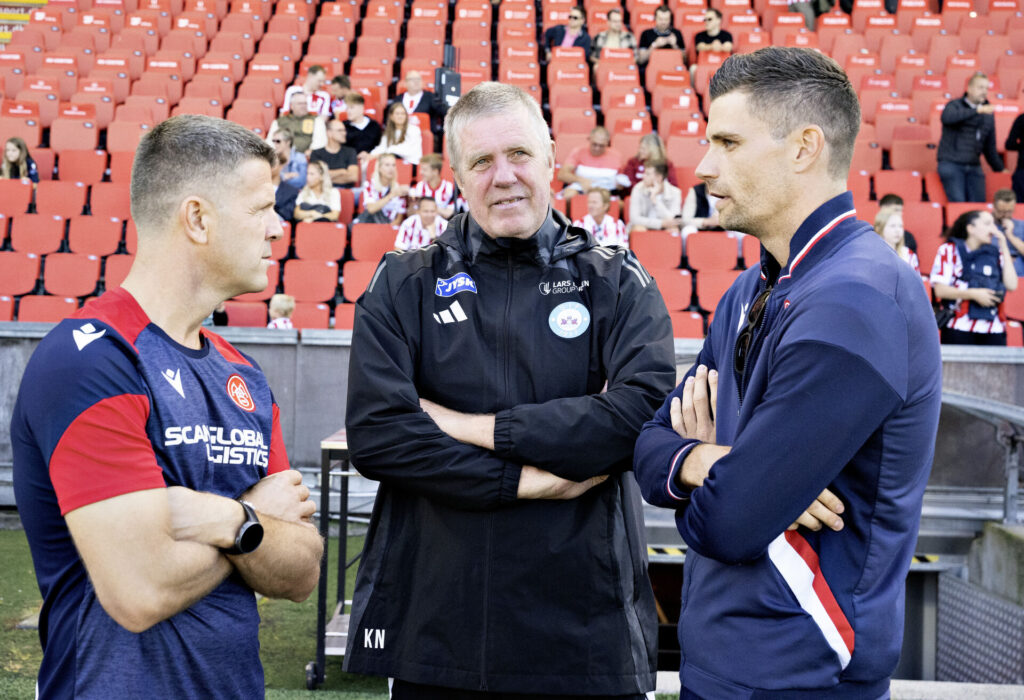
[634,47,942,699]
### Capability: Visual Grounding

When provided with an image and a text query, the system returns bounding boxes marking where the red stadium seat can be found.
[68,216,123,257]
[0,295,13,321]
[0,180,34,216]
[11,215,66,255]
[341,260,380,303]
[742,235,761,268]
[43,252,101,297]
[103,254,136,290]
[89,182,132,220]
[223,300,268,326]
[283,259,339,303]
[106,121,154,153]
[290,301,330,329]
[0,251,41,295]
[653,268,694,311]
[36,181,89,218]
[670,310,705,338]
[686,232,738,271]
[333,301,357,330]
[874,170,924,203]
[630,230,683,271]
[57,150,107,184]
[695,269,741,312]
[350,223,397,261]
[294,222,348,261]
[17,295,78,323]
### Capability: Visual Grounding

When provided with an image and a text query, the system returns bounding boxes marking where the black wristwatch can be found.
[221,499,263,555]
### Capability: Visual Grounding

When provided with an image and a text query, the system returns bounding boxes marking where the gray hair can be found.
[444,82,550,175]
[709,47,861,180]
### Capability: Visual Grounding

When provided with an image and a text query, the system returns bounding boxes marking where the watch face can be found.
[238,521,264,554]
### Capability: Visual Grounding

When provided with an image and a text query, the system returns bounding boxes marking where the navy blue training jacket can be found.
[634,192,942,699]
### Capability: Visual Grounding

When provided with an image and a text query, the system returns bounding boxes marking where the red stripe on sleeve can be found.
[202,330,253,367]
[267,402,290,474]
[50,394,167,516]
[785,531,856,655]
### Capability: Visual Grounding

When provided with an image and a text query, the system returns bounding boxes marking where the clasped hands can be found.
[673,365,844,533]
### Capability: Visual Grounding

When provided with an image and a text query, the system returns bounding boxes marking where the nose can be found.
[491,154,518,187]
[266,210,284,241]
[694,147,716,185]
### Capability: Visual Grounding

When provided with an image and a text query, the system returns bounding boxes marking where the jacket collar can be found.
[440,208,591,267]
[761,191,859,286]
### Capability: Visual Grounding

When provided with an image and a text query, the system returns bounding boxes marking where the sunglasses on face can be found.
[734,286,772,376]
[570,14,583,19]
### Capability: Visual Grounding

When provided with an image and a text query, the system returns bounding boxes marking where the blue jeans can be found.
[938,160,986,202]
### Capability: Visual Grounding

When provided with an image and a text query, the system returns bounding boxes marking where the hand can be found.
[970,287,1001,307]
[788,488,844,532]
[396,184,410,197]
[420,397,495,450]
[517,465,609,500]
[704,211,719,228]
[978,104,996,115]
[241,470,315,525]
[992,227,1008,250]
[165,487,241,549]
[670,365,718,443]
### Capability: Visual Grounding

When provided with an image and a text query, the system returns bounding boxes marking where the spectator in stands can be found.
[628,159,683,233]
[574,187,628,248]
[875,208,920,273]
[638,5,685,66]
[590,8,637,64]
[394,196,447,251]
[343,93,383,162]
[269,92,327,156]
[937,72,1004,203]
[788,0,818,31]
[1006,112,1024,201]
[543,5,591,61]
[409,152,456,219]
[358,152,407,225]
[271,155,300,223]
[877,193,919,254]
[2,136,38,184]
[267,294,295,329]
[281,64,331,118]
[272,128,307,188]
[295,161,341,223]
[310,117,360,193]
[393,71,445,140]
[558,126,625,201]
[329,75,351,119]
[622,133,678,189]
[694,9,733,54]
[680,181,722,237]
[992,188,1024,276]
[931,209,1018,345]
[369,102,422,166]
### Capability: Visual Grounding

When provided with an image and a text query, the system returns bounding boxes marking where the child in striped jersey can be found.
[395,197,448,251]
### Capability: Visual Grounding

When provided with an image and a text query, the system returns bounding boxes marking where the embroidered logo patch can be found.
[548,302,591,339]
[227,374,256,412]
[435,272,478,297]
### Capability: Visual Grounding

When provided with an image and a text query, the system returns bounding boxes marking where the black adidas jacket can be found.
[343,210,675,694]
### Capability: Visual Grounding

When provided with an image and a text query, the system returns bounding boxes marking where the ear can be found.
[792,125,826,174]
[545,138,556,176]
[179,196,211,245]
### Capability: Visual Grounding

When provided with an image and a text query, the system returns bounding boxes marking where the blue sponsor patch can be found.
[435,272,478,297]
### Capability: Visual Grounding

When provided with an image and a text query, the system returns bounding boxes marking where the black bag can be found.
[953,239,1005,322]
[355,209,391,225]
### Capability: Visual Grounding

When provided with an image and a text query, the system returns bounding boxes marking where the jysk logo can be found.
[226,374,256,412]
[435,272,477,297]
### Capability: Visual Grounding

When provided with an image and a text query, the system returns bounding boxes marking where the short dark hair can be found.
[332,75,351,89]
[607,8,622,20]
[644,159,669,178]
[655,4,672,16]
[345,93,365,106]
[418,196,437,207]
[130,115,275,232]
[945,210,986,241]
[308,64,325,76]
[706,8,723,19]
[994,188,1017,204]
[878,193,904,207]
[709,47,861,180]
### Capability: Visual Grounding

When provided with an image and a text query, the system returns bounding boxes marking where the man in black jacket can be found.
[344,82,675,699]
[937,72,1005,203]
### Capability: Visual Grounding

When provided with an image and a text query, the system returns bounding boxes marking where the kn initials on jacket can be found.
[344,210,676,695]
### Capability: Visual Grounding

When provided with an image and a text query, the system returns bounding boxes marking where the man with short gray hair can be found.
[12,114,323,698]
[344,82,675,699]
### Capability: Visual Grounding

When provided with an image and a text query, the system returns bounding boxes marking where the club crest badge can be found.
[548,302,590,339]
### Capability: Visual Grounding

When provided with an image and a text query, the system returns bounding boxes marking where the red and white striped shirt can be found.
[361,180,407,223]
[282,86,332,119]
[409,178,457,214]
[574,214,629,249]
[929,241,1006,334]
[394,214,447,251]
